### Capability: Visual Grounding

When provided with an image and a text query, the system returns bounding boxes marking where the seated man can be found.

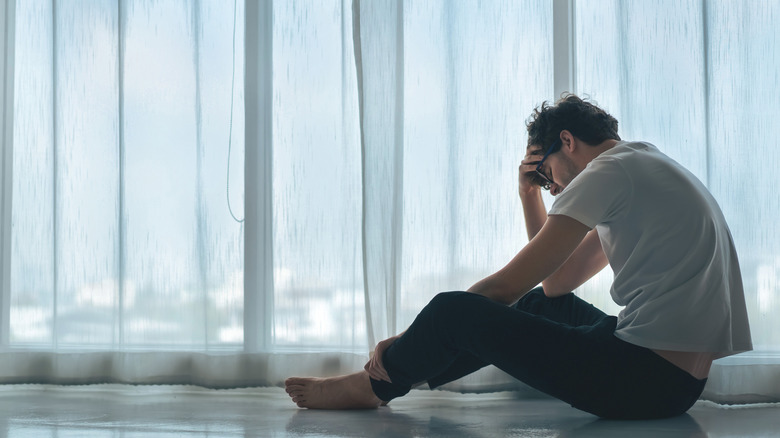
[285,94,752,419]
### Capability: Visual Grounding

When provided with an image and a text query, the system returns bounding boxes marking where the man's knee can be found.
[514,287,550,310]
[429,291,470,307]
[417,292,492,336]
[517,287,546,303]
[426,291,484,314]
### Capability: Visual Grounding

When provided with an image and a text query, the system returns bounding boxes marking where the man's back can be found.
[549,141,752,358]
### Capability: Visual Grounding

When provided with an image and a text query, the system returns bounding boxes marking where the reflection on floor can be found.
[0,384,777,437]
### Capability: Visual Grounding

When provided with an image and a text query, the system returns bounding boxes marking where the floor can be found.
[0,385,777,437]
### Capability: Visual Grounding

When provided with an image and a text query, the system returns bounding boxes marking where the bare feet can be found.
[284,370,385,409]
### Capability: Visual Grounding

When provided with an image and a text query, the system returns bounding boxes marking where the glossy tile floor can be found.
[0,385,777,437]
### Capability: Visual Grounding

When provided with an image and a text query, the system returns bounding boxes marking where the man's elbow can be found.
[472,287,521,306]
[468,276,521,305]
[473,288,518,306]
[541,280,571,298]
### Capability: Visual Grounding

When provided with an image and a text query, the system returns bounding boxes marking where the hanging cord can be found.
[226,0,244,223]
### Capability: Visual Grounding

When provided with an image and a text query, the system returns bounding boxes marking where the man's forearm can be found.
[521,189,547,241]
[467,275,517,306]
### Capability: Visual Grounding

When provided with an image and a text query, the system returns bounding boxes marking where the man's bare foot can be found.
[284,370,385,409]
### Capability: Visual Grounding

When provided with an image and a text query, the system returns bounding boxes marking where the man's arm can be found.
[542,228,608,297]
[520,187,547,241]
[518,162,547,241]
[517,160,608,298]
[467,215,591,305]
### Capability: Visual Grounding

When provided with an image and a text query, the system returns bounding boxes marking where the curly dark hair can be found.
[526,94,620,155]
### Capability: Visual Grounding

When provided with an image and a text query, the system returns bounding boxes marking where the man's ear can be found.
[559,130,577,152]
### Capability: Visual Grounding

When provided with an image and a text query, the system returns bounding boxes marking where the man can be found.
[285,94,752,419]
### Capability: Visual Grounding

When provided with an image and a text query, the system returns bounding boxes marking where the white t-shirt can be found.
[548,141,752,358]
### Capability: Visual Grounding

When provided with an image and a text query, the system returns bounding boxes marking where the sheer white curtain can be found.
[2,0,249,385]
[354,0,551,392]
[1,0,778,402]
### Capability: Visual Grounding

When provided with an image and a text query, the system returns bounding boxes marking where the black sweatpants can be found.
[369,288,707,420]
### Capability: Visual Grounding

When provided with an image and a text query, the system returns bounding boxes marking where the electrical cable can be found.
[226,0,243,223]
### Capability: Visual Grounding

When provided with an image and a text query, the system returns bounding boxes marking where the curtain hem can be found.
[0,351,777,404]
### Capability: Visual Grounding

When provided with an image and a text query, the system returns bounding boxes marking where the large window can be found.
[11,0,244,348]
[2,0,778,399]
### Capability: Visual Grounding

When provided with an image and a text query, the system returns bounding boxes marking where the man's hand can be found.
[519,148,543,198]
[364,334,401,383]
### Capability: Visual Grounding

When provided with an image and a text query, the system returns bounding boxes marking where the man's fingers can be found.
[520,160,541,169]
[374,370,390,383]
[372,369,389,382]
[372,356,390,382]
[367,335,400,383]
[365,361,381,381]
[365,358,392,383]
[367,365,390,383]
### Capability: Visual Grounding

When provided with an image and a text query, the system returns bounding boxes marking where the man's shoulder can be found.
[600,140,658,159]
[590,141,670,173]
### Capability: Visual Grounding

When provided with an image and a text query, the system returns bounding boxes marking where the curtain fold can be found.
[704,355,780,404]
[243,0,272,353]
[353,0,405,348]
[0,351,365,388]
[2,0,779,405]
[0,0,15,347]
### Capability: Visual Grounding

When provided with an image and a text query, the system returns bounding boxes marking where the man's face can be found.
[530,144,580,196]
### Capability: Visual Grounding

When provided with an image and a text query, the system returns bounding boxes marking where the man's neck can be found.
[576,139,619,169]
[592,139,620,157]
[572,140,618,172]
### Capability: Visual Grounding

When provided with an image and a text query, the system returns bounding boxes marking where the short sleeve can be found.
[548,157,632,228]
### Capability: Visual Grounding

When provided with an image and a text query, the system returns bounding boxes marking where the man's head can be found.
[525,94,620,194]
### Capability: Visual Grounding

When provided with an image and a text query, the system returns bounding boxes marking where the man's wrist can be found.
[519,187,542,202]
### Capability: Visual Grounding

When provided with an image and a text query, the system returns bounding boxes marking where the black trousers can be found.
[369,288,707,420]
